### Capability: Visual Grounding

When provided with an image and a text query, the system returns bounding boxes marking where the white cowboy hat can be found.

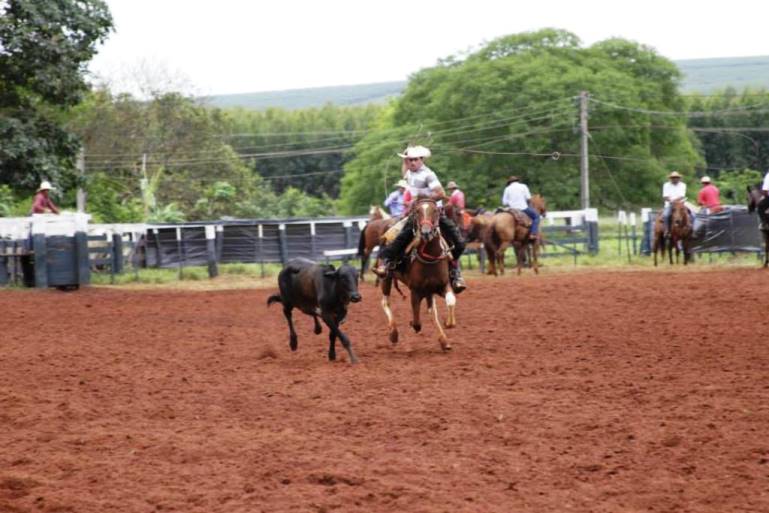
[397,145,431,159]
[395,179,408,188]
[668,171,682,179]
[37,180,54,192]
[700,176,711,183]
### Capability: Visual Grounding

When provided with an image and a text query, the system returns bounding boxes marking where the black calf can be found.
[267,258,362,363]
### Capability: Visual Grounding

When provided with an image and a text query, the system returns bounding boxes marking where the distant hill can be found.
[202,81,406,110]
[676,55,769,93]
[204,56,769,110]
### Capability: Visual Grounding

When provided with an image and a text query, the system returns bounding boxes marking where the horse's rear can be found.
[484,210,540,275]
[358,218,396,281]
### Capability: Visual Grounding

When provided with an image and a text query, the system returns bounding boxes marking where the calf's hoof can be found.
[409,321,421,333]
[439,337,452,352]
[314,325,322,335]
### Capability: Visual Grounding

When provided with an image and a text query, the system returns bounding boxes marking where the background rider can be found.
[501,175,540,240]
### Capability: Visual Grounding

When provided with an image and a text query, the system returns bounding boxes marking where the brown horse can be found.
[482,194,547,276]
[653,199,693,265]
[357,206,397,281]
[380,199,455,352]
[747,184,769,267]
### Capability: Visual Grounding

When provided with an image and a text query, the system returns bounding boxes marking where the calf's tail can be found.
[267,294,283,307]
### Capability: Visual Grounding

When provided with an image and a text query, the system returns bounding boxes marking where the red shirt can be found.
[31,192,59,214]
[697,184,720,209]
[449,189,465,209]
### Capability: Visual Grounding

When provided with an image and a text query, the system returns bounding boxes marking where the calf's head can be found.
[324,264,362,303]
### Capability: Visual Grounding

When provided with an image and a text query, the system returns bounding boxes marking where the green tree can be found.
[0,0,113,191]
[339,29,701,213]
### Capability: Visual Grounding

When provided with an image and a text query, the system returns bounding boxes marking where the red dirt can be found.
[1,268,768,513]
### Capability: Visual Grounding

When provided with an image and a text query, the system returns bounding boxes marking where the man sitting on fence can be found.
[30,181,60,215]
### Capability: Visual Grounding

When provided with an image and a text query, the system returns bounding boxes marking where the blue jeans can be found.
[523,207,540,235]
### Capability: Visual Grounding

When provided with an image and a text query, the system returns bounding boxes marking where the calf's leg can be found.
[322,313,358,364]
[313,315,322,334]
[283,306,299,351]
[328,329,337,361]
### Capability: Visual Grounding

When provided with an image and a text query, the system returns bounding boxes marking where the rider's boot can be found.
[449,261,467,294]
[372,259,393,278]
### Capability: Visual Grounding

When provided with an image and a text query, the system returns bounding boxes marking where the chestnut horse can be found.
[380,199,455,352]
[357,206,397,281]
[747,184,769,267]
[483,194,547,275]
[653,199,693,265]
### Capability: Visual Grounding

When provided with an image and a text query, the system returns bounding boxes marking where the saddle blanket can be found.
[496,208,532,229]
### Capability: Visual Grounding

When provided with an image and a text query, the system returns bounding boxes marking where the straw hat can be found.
[446,181,459,190]
[395,179,408,189]
[37,180,53,192]
[397,145,431,159]
[700,176,711,183]
[668,171,682,179]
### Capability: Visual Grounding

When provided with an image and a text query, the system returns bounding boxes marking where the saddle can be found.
[495,208,532,229]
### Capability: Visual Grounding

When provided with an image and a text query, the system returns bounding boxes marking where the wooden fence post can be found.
[75,230,90,285]
[278,224,288,265]
[206,225,218,278]
[32,219,47,289]
[112,232,124,274]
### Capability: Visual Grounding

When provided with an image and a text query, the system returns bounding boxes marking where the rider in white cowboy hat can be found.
[662,171,687,236]
[31,180,60,215]
[383,179,408,217]
[375,145,467,294]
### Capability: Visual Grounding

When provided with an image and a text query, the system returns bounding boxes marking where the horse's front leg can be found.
[409,292,422,333]
[381,279,398,344]
[444,287,457,329]
[427,294,451,351]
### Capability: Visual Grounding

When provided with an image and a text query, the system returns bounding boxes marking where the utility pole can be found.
[579,90,590,209]
[76,148,86,212]
[140,153,149,219]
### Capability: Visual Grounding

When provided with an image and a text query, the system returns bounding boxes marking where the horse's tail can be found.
[357,224,367,257]
[267,294,283,307]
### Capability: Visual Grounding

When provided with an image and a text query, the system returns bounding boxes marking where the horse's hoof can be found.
[410,322,421,333]
[440,338,452,352]
[328,352,336,361]
[314,326,322,335]
[290,337,298,351]
[444,321,455,329]
[389,330,399,344]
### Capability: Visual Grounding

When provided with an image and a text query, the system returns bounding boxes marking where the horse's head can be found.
[670,199,690,229]
[413,199,440,240]
[747,184,763,213]
[531,194,547,217]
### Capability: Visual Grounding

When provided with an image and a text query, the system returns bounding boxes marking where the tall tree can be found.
[339,29,701,213]
[0,0,113,191]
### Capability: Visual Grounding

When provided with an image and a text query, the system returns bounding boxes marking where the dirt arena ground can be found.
[1,268,768,513]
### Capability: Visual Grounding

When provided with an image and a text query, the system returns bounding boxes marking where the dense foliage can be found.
[0,0,113,190]
[339,29,702,213]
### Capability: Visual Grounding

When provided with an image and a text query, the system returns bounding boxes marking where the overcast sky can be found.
[88,0,769,96]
